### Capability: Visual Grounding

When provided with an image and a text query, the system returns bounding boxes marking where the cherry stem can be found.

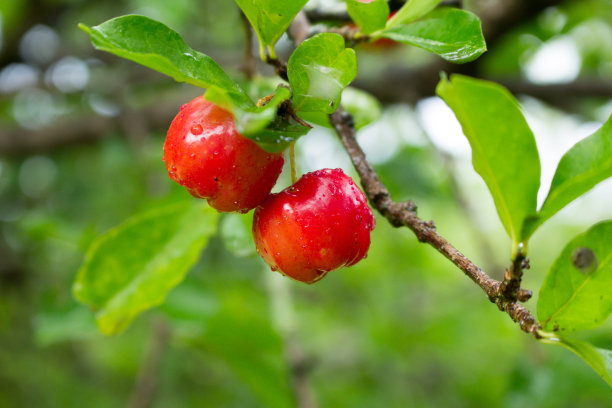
[290,142,298,184]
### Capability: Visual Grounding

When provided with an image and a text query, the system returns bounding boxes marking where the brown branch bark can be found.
[329,108,540,336]
[500,248,530,302]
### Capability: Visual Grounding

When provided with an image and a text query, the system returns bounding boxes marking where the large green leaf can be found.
[386,0,443,27]
[377,8,486,63]
[73,201,219,335]
[287,33,357,114]
[235,0,308,49]
[538,221,612,332]
[79,15,251,109]
[525,115,612,238]
[539,332,612,387]
[436,75,540,248]
[346,0,390,34]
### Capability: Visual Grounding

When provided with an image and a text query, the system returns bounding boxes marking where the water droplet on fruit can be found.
[180,104,187,111]
[171,165,177,171]
[189,153,195,159]
[190,124,203,135]
[271,265,278,272]
[275,252,281,257]
[213,150,220,157]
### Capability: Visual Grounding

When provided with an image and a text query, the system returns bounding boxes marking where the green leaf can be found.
[436,74,540,247]
[235,0,308,48]
[220,213,256,258]
[79,15,252,109]
[251,119,311,153]
[297,86,382,129]
[377,8,486,63]
[386,0,443,27]
[206,85,285,135]
[287,33,357,114]
[205,85,311,153]
[73,201,219,335]
[346,0,390,34]
[539,332,612,387]
[525,115,612,238]
[342,86,383,129]
[538,221,612,332]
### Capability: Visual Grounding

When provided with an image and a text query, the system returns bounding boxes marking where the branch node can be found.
[500,249,527,302]
[517,288,533,302]
[522,258,531,270]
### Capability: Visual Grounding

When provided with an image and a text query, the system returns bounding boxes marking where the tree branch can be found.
[286,335,318,408]
[240,11,256,80]
[329,108,540,336]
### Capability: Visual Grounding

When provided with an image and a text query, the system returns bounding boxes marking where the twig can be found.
[286,336,318,408]
[265,57,288,81]
[240,11,256,80]
[329,108,540,336]
[500,247,530,302]
[128,319,171,408]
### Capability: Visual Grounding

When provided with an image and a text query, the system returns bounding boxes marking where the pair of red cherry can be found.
[163,96,375,283]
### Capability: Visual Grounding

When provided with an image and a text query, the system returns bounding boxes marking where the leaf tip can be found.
[78,23,92,34]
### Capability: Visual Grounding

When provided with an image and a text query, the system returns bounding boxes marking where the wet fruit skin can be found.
[253,168,375,284]
[163,96,284,213]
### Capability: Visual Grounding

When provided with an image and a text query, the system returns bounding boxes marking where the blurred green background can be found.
[1,0,612,406]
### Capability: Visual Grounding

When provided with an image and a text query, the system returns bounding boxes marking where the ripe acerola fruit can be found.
[163,96,284,213]
[253,168,375,284]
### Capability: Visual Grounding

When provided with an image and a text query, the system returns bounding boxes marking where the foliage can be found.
[1,0,612,405]
[73,0,612,389]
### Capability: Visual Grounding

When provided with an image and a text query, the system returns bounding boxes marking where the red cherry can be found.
[253,168,375,284]
[163,96,284,213]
